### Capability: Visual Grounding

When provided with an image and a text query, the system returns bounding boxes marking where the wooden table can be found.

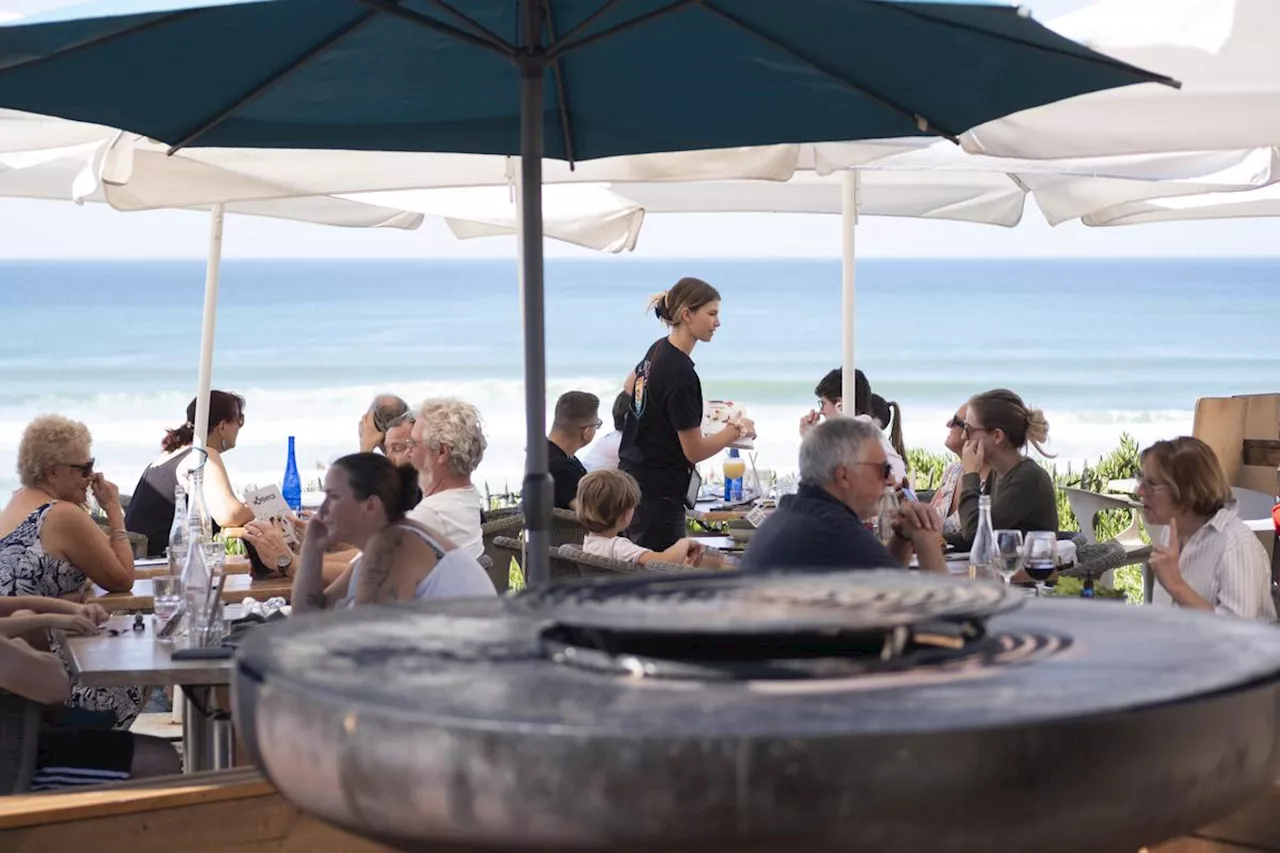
[57,616,244,774]
[687,500,750,524]
[134,555,251,579]
[91,573,291,612]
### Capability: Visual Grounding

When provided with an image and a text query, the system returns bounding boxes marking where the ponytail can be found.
[886,401,909,472]
[646,290,671,322]
[1025,408,1054,459]
[162,422,195,453]
[392,464,420,521]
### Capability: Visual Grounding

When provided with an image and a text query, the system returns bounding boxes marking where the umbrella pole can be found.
[518,2,551,586]
[840,171,860,411]
[192,203,225,459]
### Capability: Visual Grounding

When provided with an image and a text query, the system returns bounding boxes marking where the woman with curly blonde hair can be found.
[0,415,141,728]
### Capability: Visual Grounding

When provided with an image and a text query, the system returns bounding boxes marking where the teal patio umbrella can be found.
[0,0,1174,584]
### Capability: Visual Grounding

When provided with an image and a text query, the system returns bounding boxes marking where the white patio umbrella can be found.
[390,141,1280,405]
[962,0,1280,158]
[1083,178,1280,226]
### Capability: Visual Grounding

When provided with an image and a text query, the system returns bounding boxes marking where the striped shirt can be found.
[1152,503,1276,621]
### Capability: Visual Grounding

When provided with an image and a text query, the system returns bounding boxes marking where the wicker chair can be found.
[0,689,39,795]
[556,544,691,578]
[491,537,598,584]
[481,515,524,594]
[550,509,587,549]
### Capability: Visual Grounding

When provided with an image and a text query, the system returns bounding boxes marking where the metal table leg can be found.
[181,685,234,773]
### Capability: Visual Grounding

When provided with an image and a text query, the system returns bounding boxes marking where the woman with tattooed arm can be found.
[292,454,495,613]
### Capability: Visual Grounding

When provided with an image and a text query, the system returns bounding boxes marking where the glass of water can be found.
[992,530,1024,586]
[151,575,184,640]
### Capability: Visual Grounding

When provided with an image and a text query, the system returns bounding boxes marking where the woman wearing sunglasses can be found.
[927,404,993,537]
[0,414,143,729]
[125,390,254,557]
[945,388,1059,551]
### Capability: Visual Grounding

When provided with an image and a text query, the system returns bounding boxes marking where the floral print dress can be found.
[0,502,142,729]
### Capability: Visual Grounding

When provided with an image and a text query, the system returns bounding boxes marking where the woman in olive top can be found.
[619,277,756,551]
[947,388,1059,550]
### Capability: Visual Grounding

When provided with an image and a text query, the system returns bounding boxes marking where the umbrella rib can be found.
[358,0,515,56]
[0,8,202,77]
[547,0,701,60]
[417,0,514,52]
[880,3,1180,90]
[166,12,379,153]
[698,1,959,141]
[542,0,577,168]
[553,0,627,46]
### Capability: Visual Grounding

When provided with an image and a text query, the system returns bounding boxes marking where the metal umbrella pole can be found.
[518,0,550,586]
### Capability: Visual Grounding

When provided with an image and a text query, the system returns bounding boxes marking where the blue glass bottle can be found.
[282,436,302,511]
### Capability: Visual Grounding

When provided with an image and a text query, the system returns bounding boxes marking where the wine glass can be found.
[992,530,1024,586]
[1022,531,1059,597]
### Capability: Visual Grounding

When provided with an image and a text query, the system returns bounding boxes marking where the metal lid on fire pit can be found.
[234,570,1280,853]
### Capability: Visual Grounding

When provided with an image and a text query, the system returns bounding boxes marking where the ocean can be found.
[1,257,1277,498]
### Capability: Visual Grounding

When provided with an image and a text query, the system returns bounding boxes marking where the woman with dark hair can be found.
[870,393,909,473]
[292,453,494,612]
[125,390,253,556]
[619,277,756,550]
[946,388,1058,550]
[1140,437,1274,620]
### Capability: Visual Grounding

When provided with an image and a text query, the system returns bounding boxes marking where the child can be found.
[576,469,724,568]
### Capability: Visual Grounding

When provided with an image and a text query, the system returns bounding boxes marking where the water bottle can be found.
[186,465,212,542]
[969,495,996,580]
[167,484,189,574]
[282,436,302,511]
[1081,572,1095,598]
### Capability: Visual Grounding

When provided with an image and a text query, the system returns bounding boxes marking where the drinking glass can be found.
[202,540,227,574]
[992,530,1024,586]
[151,575,184,640]
[184,591,226,648]
[1022,531,1059,597]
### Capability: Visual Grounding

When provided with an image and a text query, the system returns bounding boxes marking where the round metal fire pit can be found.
[234,570,1280,853]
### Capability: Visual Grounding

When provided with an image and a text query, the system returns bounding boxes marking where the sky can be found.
[2,0,1276,260]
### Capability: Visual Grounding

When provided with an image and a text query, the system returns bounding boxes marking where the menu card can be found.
[703,399,754,450]
[244,484,299,548]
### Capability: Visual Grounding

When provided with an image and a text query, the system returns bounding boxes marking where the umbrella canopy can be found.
[962,0,1279,158]
[1083,178,1280,226]
[0,0,1175,585]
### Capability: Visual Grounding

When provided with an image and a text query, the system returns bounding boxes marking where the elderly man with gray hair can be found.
[360,393,411,455]
[405,397,487,560]
[741,418,945,573]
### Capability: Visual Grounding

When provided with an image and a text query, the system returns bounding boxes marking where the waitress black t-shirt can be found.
[618,337,703,496]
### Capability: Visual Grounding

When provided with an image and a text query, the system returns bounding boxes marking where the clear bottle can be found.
[876,487,900,543]
[186,464,213,542]
[167,484,189,574]
[282,436,302,511]
[969,495,996,580]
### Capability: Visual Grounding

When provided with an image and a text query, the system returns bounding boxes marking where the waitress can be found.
[619,277,755,550]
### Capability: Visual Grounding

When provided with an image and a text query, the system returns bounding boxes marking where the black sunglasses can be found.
[853,460,893,480]
[947,416,967,430]
[63,458,95,476]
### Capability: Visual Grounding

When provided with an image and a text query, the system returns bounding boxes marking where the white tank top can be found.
[341,521,496,608]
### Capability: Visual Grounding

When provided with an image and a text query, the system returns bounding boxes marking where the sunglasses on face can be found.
[853,460,893,480]
[947,416,967,430]
[63,459,95,476]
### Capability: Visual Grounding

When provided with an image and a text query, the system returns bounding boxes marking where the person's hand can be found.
[302,514,336,555]
[736,417,757,440]
[799,410,820,437]
[76,603,109,625]
[895,501,942,544]
[243,520,294,575]
[684,540,706,567]
[358,410,383,454]
[89,474,121,511]
[961,436,985,476]
[1149,518,1184,593]
[285,510,308,539]
[47,612,101,636]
